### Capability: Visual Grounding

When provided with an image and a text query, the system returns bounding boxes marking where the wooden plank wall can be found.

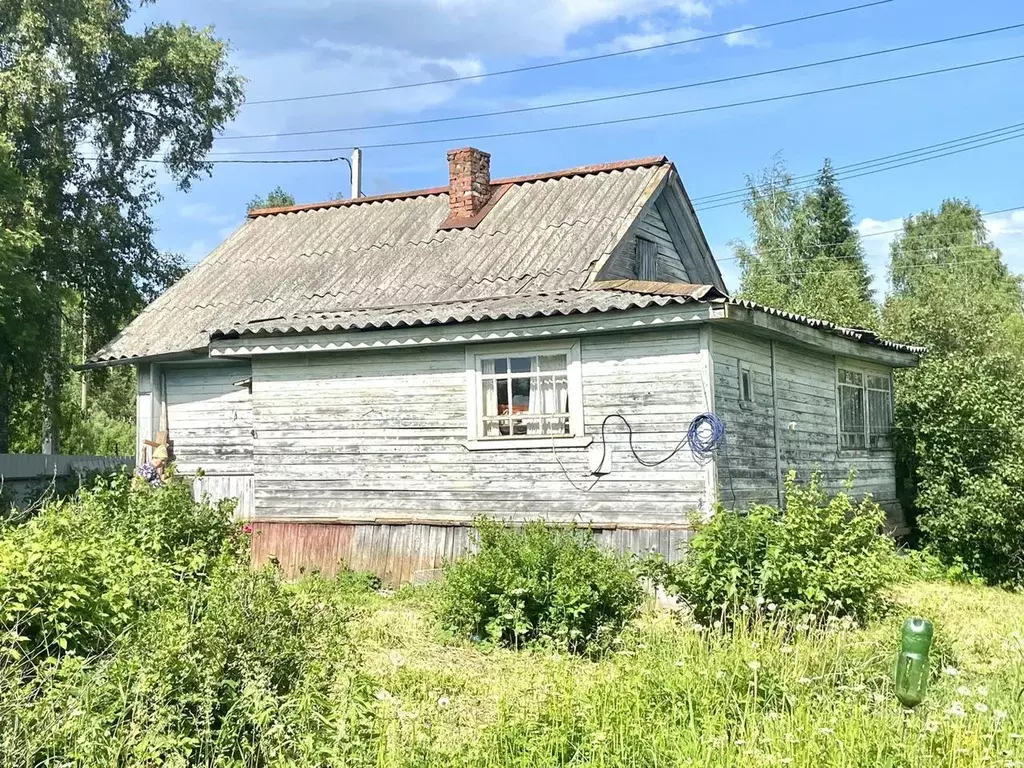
[160,362,255,517]
[250,520,692,585]
[164,362,254,475]
[599,205,691,282]
[250,327,712,527]
[712,328,901,518]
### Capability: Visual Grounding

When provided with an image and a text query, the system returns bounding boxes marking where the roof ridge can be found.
[246,156,669,219]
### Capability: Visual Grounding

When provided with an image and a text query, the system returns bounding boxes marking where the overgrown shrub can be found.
[0,474,238,659]
[675,472,899,625]
[440,519,642,654]
[0,566,374,766]
[894,351,1024,586]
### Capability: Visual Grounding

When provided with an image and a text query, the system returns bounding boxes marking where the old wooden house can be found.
[90,148,921,582]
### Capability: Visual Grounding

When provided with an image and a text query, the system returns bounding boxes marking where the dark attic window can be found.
[636,237,658,281]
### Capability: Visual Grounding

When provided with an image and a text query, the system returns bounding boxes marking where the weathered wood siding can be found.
[159,362,255,517]
[712,328,900,516]
[251,327,712,526]
[251,520,691,585]
[164,362,253,474]
[711,330,781,507]
[599,204,691,282]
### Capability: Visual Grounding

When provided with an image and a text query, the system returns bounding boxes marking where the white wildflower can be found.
[674,660,685,668]
[974,702,989,714]
[994,710,1008,721]
[942,665,960,676]
[437,696,451,708]
[781,645,794,654]
[767,602,778,613]
[755,595,765,606]
[375,689,393,702]
[741,604,750,613]
[798,677,812,686]
[748,660,762,672]
[713,620,723,630]
[947,702,966,717]
[389,651,406,668]
[957,685,972,697]
[976,686,989,697]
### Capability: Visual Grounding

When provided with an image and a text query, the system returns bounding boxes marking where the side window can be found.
[636,237,658,281]
[838,367,893,450]
[467,341,583,442]
[738,361,754,405]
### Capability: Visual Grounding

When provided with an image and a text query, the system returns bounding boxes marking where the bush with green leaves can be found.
[0,473,239,659]
[674,473,899,625]
[0,565,374,766]
[440,519,643,654]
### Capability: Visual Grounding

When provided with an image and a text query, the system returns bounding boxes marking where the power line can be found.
[205,53,1024,156]
[691,121,1024,205]
[220,24,1023,143]
[242,1,895,106]
[694,129,1024,212]
[715,205,1024,263]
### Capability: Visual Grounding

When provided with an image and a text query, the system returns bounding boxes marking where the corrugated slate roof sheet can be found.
[92,158,669,363]
[210,286,727,339]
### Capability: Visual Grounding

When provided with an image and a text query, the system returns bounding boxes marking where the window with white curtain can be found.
[468,341,583,441]
[837,366,893,450]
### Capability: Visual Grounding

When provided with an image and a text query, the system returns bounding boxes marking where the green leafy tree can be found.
[1,0,244,452]
[734,159,878,329]
[0,139,44,452]
[248,186,296,212]
[883,200,1024,583]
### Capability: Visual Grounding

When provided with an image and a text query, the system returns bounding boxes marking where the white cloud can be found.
[723,24,767,48]
[598,23,701,54]
[856,210,1024,297]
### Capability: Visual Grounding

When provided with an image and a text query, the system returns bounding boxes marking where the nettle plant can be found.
[675,472,900,626]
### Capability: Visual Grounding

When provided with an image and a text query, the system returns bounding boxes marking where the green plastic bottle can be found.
[894,617,933,708]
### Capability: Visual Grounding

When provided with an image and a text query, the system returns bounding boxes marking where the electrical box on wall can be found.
[588,444,613,475]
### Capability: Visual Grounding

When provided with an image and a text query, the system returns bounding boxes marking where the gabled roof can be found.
[93,155,726,364]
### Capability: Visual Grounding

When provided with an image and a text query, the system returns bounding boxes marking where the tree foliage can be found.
[883,200,1024,584]
[0,0,244,451]
[248,186,296,211]
[734,159,878,329]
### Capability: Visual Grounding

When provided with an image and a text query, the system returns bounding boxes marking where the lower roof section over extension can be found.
[203,281,922,369]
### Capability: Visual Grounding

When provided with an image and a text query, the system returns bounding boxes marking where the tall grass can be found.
[353,583,1024,768]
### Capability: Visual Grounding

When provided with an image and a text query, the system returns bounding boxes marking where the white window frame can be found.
[737,361,754,408]
[463,339,588,450]
[835,362,894,452]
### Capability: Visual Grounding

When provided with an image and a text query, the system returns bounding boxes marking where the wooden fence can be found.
[0,454,134,508]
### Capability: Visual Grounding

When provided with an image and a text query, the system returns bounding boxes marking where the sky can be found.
[135,0,1024,298]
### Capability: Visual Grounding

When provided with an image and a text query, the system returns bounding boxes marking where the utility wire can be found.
[220,24,1024,142]
[242,1,895,106]
[694,130,1024,212]
[691,121,1024,205]
[713,205,1024,263]
[205,53,1024,156]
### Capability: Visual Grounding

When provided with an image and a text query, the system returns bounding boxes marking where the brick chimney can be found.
[447,147,491,222]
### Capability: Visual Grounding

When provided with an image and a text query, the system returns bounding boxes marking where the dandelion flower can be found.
[375,689,393,702]
[942,665,960,676]
[748,660,762,672]
[755,595,765,606]
[976,686,989,697]
[674,660,685,668]
[974,702,989,714]
[767,602,778,612]
[947,702,966,717]
[957,685,972,697]
[437,696,451,708]
[798,677,812,685]
[994,710,1008,721]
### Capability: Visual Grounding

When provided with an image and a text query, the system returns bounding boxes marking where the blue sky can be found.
[138,0,1024,297]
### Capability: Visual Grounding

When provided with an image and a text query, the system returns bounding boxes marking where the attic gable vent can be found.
[636,237,658,281]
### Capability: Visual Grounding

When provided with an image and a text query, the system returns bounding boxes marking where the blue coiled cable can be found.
[594,411,726,469]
